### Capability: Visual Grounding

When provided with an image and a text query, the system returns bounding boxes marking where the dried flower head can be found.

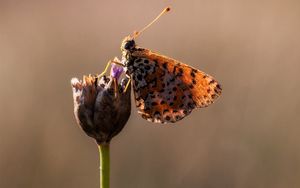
[71,66,131,145]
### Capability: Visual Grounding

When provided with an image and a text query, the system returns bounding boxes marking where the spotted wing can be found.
[129,49,222,124]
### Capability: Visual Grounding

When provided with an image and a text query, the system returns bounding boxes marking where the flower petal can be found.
[110,64,124,80]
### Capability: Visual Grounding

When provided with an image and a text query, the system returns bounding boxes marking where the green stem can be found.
[98,143,110,188]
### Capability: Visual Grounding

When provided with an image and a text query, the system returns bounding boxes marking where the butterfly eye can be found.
[123,39,135,50]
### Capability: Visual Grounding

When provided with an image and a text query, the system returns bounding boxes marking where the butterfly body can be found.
[120,37,222,123]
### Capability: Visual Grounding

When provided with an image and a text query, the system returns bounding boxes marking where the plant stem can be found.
[98,143,110,188]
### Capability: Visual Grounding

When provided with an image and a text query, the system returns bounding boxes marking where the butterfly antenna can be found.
[133,7,171,38]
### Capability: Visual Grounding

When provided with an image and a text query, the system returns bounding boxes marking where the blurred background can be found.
[1,0,300,187]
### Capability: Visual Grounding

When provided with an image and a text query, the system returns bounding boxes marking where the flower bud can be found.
[71,66,131,145]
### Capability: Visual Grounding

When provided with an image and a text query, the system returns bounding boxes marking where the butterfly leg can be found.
[113,78,119,98]
[123,77,131,93]
[98,57,124,78]
[112,57,125,66]
[98,60,112,78]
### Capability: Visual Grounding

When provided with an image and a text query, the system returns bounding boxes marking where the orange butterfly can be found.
[104,7,221,123]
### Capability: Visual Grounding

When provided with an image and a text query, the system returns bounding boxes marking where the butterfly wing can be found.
[129,48,222,123]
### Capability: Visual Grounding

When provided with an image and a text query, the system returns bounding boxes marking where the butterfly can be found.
[105,7,222,124]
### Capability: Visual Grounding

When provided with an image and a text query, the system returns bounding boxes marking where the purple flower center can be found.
[110,64,124,80]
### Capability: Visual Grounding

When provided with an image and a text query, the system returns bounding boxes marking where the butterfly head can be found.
[121,36,136,52]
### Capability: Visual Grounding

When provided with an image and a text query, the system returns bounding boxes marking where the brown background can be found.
[1,0,300,187]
